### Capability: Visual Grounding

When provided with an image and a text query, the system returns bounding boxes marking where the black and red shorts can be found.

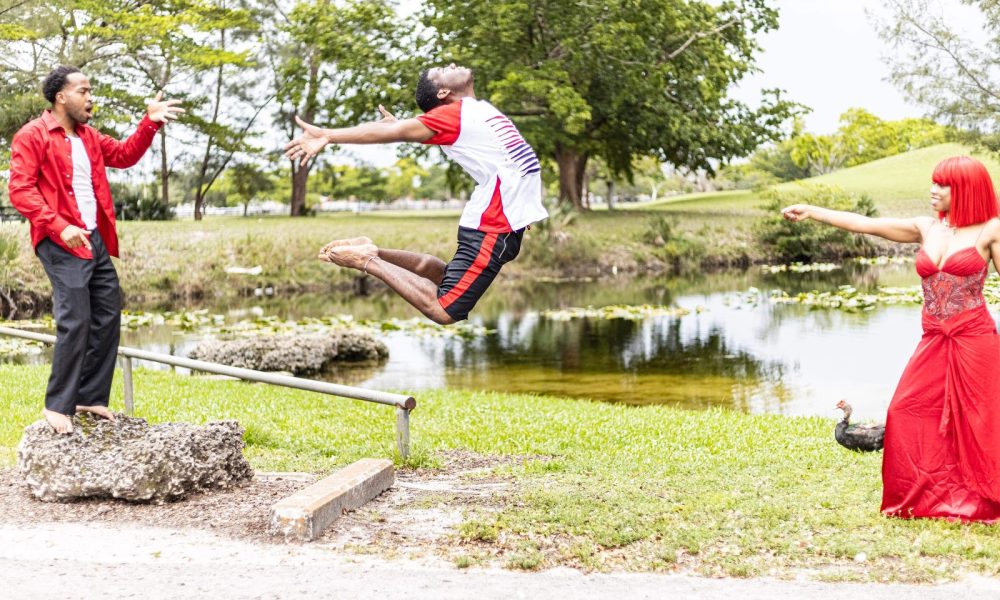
[437,227,524,321]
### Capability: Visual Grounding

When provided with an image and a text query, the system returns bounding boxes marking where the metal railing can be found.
[0,325,415,458]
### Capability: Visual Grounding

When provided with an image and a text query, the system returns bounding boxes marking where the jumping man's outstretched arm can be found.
[782,204,929,244]
[284,105,435,166]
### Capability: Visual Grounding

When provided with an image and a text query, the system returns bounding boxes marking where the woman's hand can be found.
[781,204,812,222]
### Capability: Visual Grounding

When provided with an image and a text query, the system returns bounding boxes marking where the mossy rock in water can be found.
[17,414,252,503]
[188,330,388,375]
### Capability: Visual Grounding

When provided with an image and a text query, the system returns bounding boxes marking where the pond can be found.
[5,258,957,420]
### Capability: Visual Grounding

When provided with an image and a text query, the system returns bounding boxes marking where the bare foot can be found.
[322,243,379,270]
[76,405,117,421]
[42,409,73,434]
[319,236,373,255]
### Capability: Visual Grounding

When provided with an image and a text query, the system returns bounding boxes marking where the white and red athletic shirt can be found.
[417,98,548,233]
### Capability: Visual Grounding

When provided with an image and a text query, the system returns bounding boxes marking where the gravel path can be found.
[3,521,1000,600]
[4,458,1000,599]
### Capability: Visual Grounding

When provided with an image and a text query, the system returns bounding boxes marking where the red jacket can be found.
[8,110,161,259]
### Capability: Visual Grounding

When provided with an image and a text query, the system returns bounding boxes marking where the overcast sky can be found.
[733,0,982,134]
[345,0,982,167]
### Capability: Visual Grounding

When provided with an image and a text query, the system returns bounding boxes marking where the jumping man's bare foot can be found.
[76,405,117,421]
[42,409,73,434]
[319,236,373,256]
[323,243,379,270]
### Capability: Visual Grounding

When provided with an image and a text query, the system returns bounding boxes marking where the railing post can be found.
[396,407,410,459]
[122,357,135,416]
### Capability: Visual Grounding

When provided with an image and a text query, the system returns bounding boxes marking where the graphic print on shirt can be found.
[416,98,549,233]
[485,114,540,176]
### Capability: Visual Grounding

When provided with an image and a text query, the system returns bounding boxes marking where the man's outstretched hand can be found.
[146,91,185,124]
[376,104,397,123]
[284,116,329,168]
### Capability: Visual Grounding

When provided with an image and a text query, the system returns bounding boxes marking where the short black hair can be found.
[42,65,82,104]
[415,69,444,113]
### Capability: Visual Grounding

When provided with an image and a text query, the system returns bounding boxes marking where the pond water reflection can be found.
[7,259,949,419]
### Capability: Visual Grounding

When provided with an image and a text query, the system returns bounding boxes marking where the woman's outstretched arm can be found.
[782,204,928,243]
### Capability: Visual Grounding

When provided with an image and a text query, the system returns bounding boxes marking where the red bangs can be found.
[932,156,999,227]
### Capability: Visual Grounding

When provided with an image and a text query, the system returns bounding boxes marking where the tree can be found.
[837,107,947,166]
[414,162,454,200]
[315,163,389,202]
[90,0,266,217]
[422,0,799,209]
[268,0,416,216]
[789,133,848,176]
[226,162,275,215]
[0,0,267,222]
[877,0,1000,151]
[0,0,123,165]
[386,156,428,200]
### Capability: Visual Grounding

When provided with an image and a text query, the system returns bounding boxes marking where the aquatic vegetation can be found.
[854,255,915,266]
[120,310,226,330]
[119,310,489,339]
[739,274,1000,312]
[0,337,44,357]
[760,262,840,274]
[769,285,923,311]
[541,304,696,321]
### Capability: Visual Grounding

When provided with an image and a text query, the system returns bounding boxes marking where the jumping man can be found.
[284,64,548,324]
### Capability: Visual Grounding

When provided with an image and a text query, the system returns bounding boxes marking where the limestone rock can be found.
[188,330,388,375]
[17,415,253,503]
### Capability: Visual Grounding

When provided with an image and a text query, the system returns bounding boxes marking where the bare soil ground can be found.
[0,449,521,554]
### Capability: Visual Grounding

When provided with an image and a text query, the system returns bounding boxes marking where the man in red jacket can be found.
[8,65,183,434]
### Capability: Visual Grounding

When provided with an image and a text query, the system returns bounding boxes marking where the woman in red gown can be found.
[782,156,1000,522]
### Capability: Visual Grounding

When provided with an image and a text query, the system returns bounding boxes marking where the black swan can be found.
[835,400,885,452]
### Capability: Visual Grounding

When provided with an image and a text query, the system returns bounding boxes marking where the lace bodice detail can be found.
[921,269,986,320]
[916,246,988,321]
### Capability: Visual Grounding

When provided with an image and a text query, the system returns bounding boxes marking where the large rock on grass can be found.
[17,415,252,503]
[188,330,388,375]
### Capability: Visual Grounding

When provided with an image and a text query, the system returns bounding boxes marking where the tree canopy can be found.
[422,0,799,207]
[878,0,1000,152]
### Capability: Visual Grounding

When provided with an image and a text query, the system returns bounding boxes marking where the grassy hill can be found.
[638,142,1000,220]
[777,142,1000,216]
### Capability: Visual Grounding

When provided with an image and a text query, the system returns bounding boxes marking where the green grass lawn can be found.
[3,364,999,581]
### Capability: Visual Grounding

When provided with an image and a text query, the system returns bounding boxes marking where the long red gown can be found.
[881,245,1000,521]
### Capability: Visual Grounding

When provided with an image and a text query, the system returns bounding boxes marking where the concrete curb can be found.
[269,458,394,541]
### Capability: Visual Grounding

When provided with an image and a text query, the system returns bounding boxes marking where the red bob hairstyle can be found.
[932,156,999,227]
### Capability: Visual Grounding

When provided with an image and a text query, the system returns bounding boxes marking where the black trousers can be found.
[36,230,121,415]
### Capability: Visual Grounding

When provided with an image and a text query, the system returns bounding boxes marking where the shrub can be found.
[112,184,173,221]
[0,225,21,316]
[115,193,174,221]
[756,185,878,262]
[641,214,705,270]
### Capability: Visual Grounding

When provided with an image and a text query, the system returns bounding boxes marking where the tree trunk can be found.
[290,163,310,216]
[554,146,588,210]
[607,179,615,211]
[159,128,169,207]
[194,29,226,221]
[289,50,321,217]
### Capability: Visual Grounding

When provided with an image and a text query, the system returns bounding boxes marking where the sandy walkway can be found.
[3,521,1000,600]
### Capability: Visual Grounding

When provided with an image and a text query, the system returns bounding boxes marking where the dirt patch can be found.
[316,450,530,556]
[0,468,305,540]
[0,449,531,554]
